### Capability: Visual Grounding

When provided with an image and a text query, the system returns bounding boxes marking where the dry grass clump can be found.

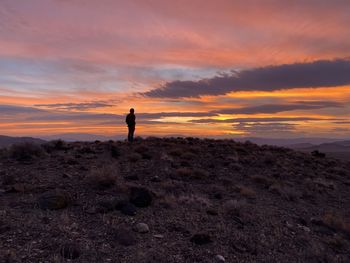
[127,153,142,162]
[251,175,275,188]
[168,148,183,157]
[223,199,247,217]
[9,142,45,161]
[238,185,256,199]
[42,139,67,152]
[86,165,118,189]
[110,145,120,158]
[181,152,197,160]
[175,167,209,179]
[177,194,212,207]
[269,183,300,201]
[176,167,192,177]
[134,145,149,154]
[322,213,350,234]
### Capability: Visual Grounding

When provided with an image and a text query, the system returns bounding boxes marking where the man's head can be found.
[130,108,135,114]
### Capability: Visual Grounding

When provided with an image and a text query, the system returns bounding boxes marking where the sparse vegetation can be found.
[9,142,45,161]
[86,165,118,189]
[1,138,350,262]
[127,153,142,162]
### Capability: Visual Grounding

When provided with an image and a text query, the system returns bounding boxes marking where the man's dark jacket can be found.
[126,113,136,127]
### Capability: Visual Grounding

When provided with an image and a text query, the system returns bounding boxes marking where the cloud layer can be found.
[145,59,350,98]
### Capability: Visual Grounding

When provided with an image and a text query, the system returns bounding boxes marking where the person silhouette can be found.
[126,108,136,142]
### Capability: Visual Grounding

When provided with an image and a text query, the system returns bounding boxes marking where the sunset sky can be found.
[1,0,350,139]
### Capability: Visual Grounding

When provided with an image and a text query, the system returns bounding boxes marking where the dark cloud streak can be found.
[144,59,350,98]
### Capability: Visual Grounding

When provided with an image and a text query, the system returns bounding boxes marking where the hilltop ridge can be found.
[0,137,350,262]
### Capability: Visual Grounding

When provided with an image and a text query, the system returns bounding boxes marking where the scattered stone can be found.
[133,223,149,233]
[206,208,218,216]
[214,254,226,262]
[41,216,50,224]
[116,228,137,246]
[125,175,139,181]
[5,183,26,193]
[60,243,80,260]
[38,191,69,210]
[129,187,153,208]
[97,200,118,212]
[115,200,137,216]
[150,176,161,182]
[190,233,212,245]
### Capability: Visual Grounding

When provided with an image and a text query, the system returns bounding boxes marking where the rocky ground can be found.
[0,137,350,263]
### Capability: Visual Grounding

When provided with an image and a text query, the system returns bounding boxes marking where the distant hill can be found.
[39,133,122,142]
[289,140,350,161]
[0,135,46,148]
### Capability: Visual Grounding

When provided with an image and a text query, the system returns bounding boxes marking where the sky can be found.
[0,0,350,139]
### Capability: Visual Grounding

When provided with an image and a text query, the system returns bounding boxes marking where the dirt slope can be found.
[1,138,350,262]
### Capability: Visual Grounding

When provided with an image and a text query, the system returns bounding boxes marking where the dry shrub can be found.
[134,145,149,154]
[168,148,183,157]
[42,139,66,153]
[86,165,118,189]
[9,142,45,161]
[158,194,178,209]
[326,235,348,251]
[251,175,274,188]
[322,213,350,234]
[127,153,142,162]
[269,183,300,201]
[176,168,192,177]
[238,186,256,199]
[223,199,247,217]
[181,152,197,160]
[175,168,209,180]
[177,194,212,207]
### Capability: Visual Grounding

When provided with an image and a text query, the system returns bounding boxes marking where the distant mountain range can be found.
[0,135,45,148]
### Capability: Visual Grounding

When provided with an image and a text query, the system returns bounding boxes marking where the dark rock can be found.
[38,191,69,210]
[60,243,80,259]
[121,202,137,216]
[206,208,219,216]
[116,228,137,246]
[125,175,139,181]
[133,223,150,233]
[150,176,161,182]
[129,187,153,208]
[190,233,212,245]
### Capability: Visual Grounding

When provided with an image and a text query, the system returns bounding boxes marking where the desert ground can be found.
[1,137,350,262]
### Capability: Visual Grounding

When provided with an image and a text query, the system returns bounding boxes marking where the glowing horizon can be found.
[1,0,350,139]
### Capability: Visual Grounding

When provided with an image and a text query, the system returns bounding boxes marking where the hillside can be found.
[0,135,45,148]
[1,138,350,262]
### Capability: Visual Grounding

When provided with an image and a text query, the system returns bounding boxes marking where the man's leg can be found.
[128,127,132,142]
[130,126,135,142]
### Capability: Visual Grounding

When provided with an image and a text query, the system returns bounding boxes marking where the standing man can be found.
[126,108,136,142]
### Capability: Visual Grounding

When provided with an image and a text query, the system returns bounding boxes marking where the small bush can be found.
[110,145,120,158]
[9,142,44,161]
[127,153,142,162]
[223,199,247,217]
[168,148,183,157]
[181,152,196,160]
[134,145,148,154]
[42,139,67,153]
[176,168,192,177]
[251,175,274,188]
[239,186,256,199]
[86,165,117,189]
[322,213,350,234]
